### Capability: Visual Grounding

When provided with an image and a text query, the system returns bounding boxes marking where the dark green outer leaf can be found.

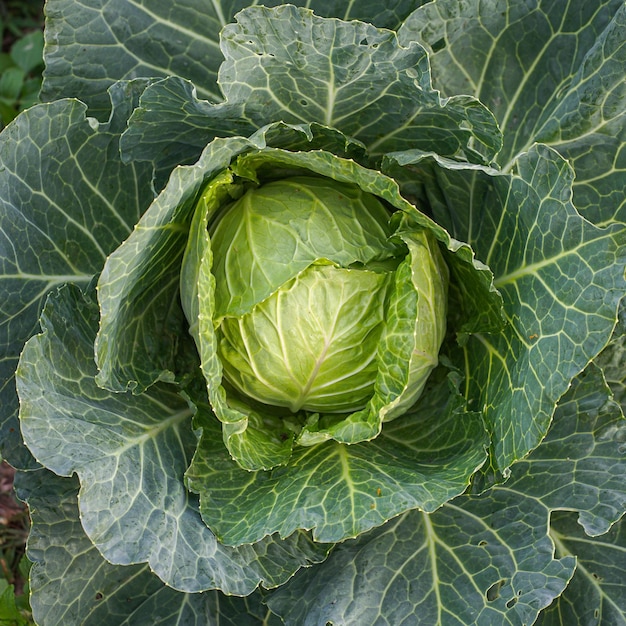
[505,362,626,537]
[119,76,370,190]
[399,0,625,225]
[0,81,153,468]
[267,360,626,625]
[387,144,626,472]
[120,77,256,186]
[41,0,426,119]
[118,2,502,191]
[536,512,626,626]
[483,145,625,469]
[267,498,575,626]
[220,6,501,163]
[42,0,225,115]
[17,284,328,594]
[186,371,488,545]
[532,366,626,625]
[14,468,282,626]
[95,135,253,393]
[535,5,626,226]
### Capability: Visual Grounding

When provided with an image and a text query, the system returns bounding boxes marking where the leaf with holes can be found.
[1,1,624,623]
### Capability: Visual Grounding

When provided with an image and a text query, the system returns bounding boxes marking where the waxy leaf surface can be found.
[537,512,626,626]
[17,284,328,594]
[0,82,153,467]
[219,6,501,162]
[386,144,626,471]
[186,372,488,545]
[399,0,626,224]
[15,469,283,626]
[42,0,428,117]
[267,363,626,625]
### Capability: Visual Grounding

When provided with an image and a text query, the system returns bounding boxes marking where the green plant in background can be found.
[0,462,32,626]
[0,559,31,626]
[0,1,44,129]
[0,1,624,624]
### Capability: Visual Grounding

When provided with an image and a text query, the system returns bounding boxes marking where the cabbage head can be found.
[181,165,448,469]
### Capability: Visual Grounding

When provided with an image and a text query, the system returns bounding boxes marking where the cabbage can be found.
[2,1,624,623]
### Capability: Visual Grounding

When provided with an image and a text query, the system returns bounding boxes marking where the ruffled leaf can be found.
[266,360,626,624]
[14,468,284,626]
[186,370,488,545]
[17,284,328,594]
[220,6,501,163]
[42,0,428,118]
[399,0,626,225]
[386,144,626,472]
[0,81,153,467]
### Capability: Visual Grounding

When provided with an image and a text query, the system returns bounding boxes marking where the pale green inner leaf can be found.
[209,175,403,317]
[219,262,392,413]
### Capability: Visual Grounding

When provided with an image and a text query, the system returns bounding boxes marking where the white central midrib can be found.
[290,334,333,412]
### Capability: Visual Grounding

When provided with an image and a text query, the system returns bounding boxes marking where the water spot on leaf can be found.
[597,422,626,443]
